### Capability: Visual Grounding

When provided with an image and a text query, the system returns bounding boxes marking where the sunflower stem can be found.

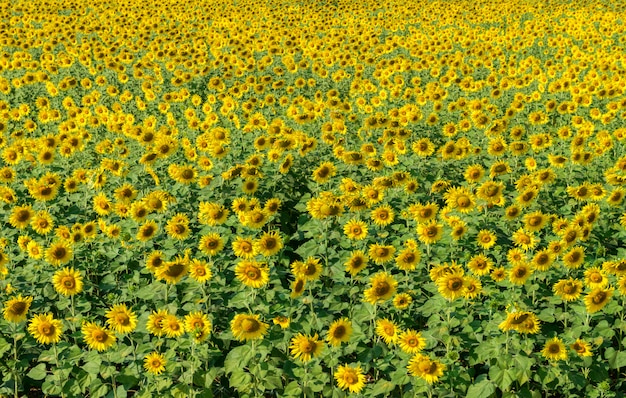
[109,352,118,398]
[53,343,66,398]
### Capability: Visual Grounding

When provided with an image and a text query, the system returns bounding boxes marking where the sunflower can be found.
[344,250,368,276]
[368,243,396,265]
[364,272,398,304]
[416,220,444,245]
[145,251,165,274]
[28,313,63,345]
[165,213,190,240]
[584,267,608,289]
[398,329,427,354]
[395,248,421,271]
[144,352,167,375]
[232,236,256,259]
[52,267,83,296]
[290,278,306,298]
[291,257,323,281]
[477,180,505,205]
[407,202,436,223]
[156,255,189,284]
[272,316,290,329]
[189,259,213,283]
[198,233,224,256]
[467,254,493,276]
[542,337,567,361]
[476,230,497,250]
[161,314,185,338]
[552,278,582,301]
[464,277,482,299]
[81,322,116,351]
[371,205,394,227]
[312,161,336,184]
[27,241,43,259]
[618,275,626,296]
[393,293,413,310]
[2,295,33,323]
[584,288,613,313]
[335,364,367,394]
[235,260,269,288]
[136,220,159,242]
[444,187,476,213]
[343,219,368,241]
[375,318,399,344]
[184,312,212,342]
[437,273,467,300]
[532,249,555,271]
[231,313,268,341]
[244,209,269,228]
[254,231,283,257]
[198,202,229,226]
[105,304,137,334]
[44,241,73,266]
[30,211,54,235]
[511,228,537,251]
[571,339,593,357]
[509,263,533,285]
[146,309,169,337]
[562,246,585,269]
[523,211,548,232]
[498,311,541,334]
[327,318,353,346]
[464,164,485,183]
[407,354,446,384]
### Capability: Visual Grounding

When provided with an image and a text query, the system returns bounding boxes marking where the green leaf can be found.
[27,363,48,380]
[370,379,396,397]
[83,359,101,375]
[229,370,252,390]
[466,379,496,398]
[489,365,513,391]
[284,381,302,397]
[0,337,11,357]
[224,344,254,375]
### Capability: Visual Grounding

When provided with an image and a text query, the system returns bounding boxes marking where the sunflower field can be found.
[1,0,626,396]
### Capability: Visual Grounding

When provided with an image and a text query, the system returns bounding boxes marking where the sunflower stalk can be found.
[53,343,66,398]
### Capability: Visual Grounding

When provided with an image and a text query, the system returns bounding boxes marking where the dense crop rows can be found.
[1,0,626,396]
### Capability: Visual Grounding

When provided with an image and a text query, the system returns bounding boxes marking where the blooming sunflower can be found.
[235,260,270,288]
[398,329,427,354]
[511,228,537,251]
[291,257,323,281]
[344,250,368,276]
[184,312,211,342]
[232,236,256,259]
[105,304,137,334]
[407,354,446,384]
[553,278,583,301]
[562,246,585,269]
[44,241,73,266]
[327,318,352,346]
[231,313,268,341]
[28,313,63,345]
[156,255,189,284]
[498,311,541,334]
[198,233,224,256]
[364,272,398,304]
[368,243,396,265]
[370,205,394,227]
[81,322,116,351]
[165,213,190,240]
[571,339,593,357]
[395,247,421,271]
[584,267,608,289]
[2,295,33,323]
[144,352,167,375]
[335,364,366,394]
[290,333,324,362]
[509,263,533,285]
[290,278,306,298]
[52,267,83,296]
[467,254,493,276]
[416,220,444,245]
[161,314,185,338]
[542,337,568,361]
[272,316,290,329]
[30,211,54,235]
[476,229,497,250]
[584,288,613,313]
[189,259,213,283]
[9,205,34,229]
[393,293,413,310]
[375,318,399,344]
[146,309,169,337]
[136,220,159,242]
[343,219,368,240]
[254,230,283,257]
[437,273,467,300]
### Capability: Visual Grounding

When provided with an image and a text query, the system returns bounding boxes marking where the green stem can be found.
[109,352,118,398]
[53,344,66,398]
